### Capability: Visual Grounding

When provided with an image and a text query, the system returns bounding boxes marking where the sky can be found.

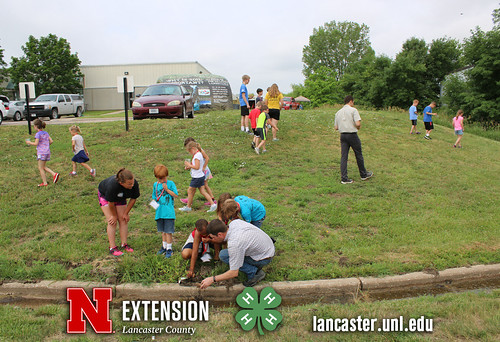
[0,0,498,95]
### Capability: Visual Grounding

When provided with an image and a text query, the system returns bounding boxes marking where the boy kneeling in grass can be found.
[182,219,221,278]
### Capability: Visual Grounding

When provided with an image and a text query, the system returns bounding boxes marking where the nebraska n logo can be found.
[67,288,113,334]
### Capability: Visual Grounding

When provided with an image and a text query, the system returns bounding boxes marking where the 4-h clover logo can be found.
[235,287,282,335]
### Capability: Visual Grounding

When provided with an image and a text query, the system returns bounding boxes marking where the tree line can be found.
[0,34,83,96]
[292,8,499,127]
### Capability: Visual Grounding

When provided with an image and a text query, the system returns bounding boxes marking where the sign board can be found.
[157,74,233,110]
[117,76,134,93]
[19,82,36,99]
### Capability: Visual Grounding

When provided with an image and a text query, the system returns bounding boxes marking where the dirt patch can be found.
[382,252,420,264]
[91,258,118,283]
[463,241,500,252]
[179,265,241,288]
[328,192,348,198]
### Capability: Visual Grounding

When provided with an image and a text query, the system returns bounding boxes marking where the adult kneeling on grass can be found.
[200,219,275,289]
[98,168,140,257]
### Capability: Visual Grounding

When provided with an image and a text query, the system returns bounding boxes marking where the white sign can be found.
[117,76,134,93]
[19,82,36,99]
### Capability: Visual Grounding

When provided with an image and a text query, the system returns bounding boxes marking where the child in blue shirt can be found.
[423,102,437,140]
[152,164,178,258]
[216,193,266,228]
[409,99,420,134]
[239,75,251,133]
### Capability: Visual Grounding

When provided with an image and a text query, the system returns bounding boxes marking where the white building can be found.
[81,62,211,110]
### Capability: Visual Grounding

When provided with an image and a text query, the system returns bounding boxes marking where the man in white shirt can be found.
[334,95,373,184]
[200,219,275,288]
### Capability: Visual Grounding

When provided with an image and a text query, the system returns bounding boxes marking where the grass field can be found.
[0,108,498,284]
[81,110,124,118]
[0,289,498,341]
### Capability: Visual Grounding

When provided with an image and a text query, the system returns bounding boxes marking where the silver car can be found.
[7,101,25,121]
[0,102,5,125]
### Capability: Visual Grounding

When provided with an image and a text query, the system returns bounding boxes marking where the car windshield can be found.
[35,95,57,102]
[142,85,181,96]
[283,97,291,101]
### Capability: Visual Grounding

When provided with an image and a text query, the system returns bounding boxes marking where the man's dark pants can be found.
[340,132,368,181]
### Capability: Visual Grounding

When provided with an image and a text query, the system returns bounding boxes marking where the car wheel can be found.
[74,107,82,117]
[51,108,59,119]
[14,111,22,121]
[0,113,3,125]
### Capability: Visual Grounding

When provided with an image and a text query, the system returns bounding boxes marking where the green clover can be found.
[235,287,282,335]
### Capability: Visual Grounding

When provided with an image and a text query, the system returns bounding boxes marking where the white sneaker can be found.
[255,147,260,155]
[200,253,212,263]
[179,206,192,212]
[207,203,217,212]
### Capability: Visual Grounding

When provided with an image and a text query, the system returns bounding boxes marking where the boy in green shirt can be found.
[254,105,278,154]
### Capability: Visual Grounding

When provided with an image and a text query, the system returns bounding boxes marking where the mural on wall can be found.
[157,74,233,110]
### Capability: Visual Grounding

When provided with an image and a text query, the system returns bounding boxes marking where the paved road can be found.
[1,114,126,126]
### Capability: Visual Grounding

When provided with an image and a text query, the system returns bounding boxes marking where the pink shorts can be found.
[98,191,126,207]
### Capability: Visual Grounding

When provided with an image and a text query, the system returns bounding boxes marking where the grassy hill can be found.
[0,108,498,284]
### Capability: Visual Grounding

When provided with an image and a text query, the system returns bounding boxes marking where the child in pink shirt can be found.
[452,109,464,148]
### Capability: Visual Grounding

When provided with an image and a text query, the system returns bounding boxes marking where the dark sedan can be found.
[132,83,194,120]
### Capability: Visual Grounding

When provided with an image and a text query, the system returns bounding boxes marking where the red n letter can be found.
[67,288,113,334]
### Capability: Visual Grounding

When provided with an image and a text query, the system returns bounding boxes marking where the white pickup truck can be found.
[25,94,85,120]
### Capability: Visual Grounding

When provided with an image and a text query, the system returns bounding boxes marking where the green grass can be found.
[0,108,498,284]
[0,290,498,341]
[81,110,124,118]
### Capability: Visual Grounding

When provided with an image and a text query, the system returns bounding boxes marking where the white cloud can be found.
[0,0,497,94]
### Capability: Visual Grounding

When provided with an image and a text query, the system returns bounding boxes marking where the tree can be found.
[441,74,469,114]
[381,37,461,109]
[460,27,500,126]
[425,38,462,97]
[493,6,500,30]
[302,21,373,81]
[288,83,306,98]
[302,66,343,107]
[383,38,429,108]
[10,34,83,96]
[0,46,7,93]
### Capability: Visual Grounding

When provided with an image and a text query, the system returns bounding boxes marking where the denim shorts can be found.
[189,177,205,188]
[156,219,175,234]
[455,129,463,135]
[72,150,90,163]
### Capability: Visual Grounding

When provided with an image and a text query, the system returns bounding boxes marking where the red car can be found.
[132,83,194,120]
[282,97,300,110]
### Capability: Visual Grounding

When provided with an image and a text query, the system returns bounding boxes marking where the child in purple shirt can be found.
[25,119,60,186]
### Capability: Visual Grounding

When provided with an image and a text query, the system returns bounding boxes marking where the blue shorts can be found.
[182,242,194,250]
[189,177,205,188]
[156,219,175,234]
[455,129,463,135]
[72,150,90,163]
